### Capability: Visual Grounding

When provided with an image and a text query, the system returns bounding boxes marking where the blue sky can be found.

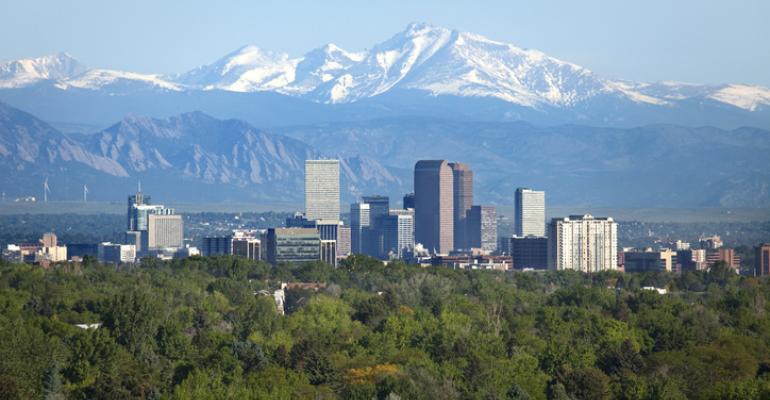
[1,0,768,85]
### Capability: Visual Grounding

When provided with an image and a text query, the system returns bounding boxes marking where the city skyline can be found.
[2,3,768,398]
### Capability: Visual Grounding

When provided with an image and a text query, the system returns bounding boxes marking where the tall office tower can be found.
[147,214,183,250]
[756,243,770,276]
[548,215,618,272]
[129,204,169,232]
[350,203,370,254]
[414,160,454,255]
[382,208,415,259]
[449,163,473,250]
[362,196,390,225]
[403,193,415,209]
[361,195,389,257]
[267,228,320,265]
[515,188,545,237]
[466,205,497,253]
[127,190,151,230]
[305,160,340,221]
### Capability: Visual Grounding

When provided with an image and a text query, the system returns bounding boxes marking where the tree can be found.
[564,367,611,400]
[102,289,161,357]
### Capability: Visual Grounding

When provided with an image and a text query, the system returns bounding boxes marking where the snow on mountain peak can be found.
[57,69,183,91]
[178,45,296,92]
[0,52,88,88]
[1,24,768,112]
[708,84,770,111]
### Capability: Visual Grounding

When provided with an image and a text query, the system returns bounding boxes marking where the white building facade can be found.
[515,188,545,237]
[305,160,340,221]
[548,215,618,272]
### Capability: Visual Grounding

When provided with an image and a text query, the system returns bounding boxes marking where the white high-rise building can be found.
[305,160,340,221]
[350,203,370,254]
[515,188,545,237]
[548,215,618,272]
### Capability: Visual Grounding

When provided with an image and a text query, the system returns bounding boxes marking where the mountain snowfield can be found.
[1,23,768,112]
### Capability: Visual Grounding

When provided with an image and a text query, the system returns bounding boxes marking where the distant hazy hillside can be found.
[0,102,406,204]
[1,101,768,207]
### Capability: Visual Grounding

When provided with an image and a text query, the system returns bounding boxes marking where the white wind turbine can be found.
[43,178,50,203]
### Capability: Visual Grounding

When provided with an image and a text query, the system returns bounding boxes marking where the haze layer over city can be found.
[1,1,769,399]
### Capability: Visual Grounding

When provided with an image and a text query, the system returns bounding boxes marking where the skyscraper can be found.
[466,205,497,253]
[126,189,181,253]
[403,193,415,209]
[361,195,389,257]
[350,203,370,254]
[362,196,390,226]
[305,159,340,221]
[515,188,545,237]
[449,162,473,250]
[548,215,618,272]
[382,208,415,259]
[127,188,151,231]
[414,160,454,255]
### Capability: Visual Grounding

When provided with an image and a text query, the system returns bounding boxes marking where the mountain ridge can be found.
[1,23,768,115]
[0,101,407,203]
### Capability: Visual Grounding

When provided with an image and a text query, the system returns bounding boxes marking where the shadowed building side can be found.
[449,162,473,250]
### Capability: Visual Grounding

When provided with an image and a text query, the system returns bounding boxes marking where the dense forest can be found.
[2,256,770,399]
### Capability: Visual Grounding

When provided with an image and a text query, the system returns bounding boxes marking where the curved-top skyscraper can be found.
[414,160,454,255]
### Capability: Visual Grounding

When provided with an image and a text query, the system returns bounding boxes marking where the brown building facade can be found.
[449,162,473,250]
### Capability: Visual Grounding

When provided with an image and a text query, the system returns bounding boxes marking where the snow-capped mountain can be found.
[0,52,87,88]
[1,23,769,125]
[287,43,365,99]
[177,45,297,92]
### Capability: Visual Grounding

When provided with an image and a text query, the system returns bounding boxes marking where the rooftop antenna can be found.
[43,178,50,203]
[138,180,142,194]
[83,184,89,202]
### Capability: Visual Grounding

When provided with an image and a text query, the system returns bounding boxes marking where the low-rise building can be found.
[706,248,741,269]
[98,242,136,264]
[511,236,548,270]
[266,228,320,265]
[431,254,512,270]
[623,249,676,273]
